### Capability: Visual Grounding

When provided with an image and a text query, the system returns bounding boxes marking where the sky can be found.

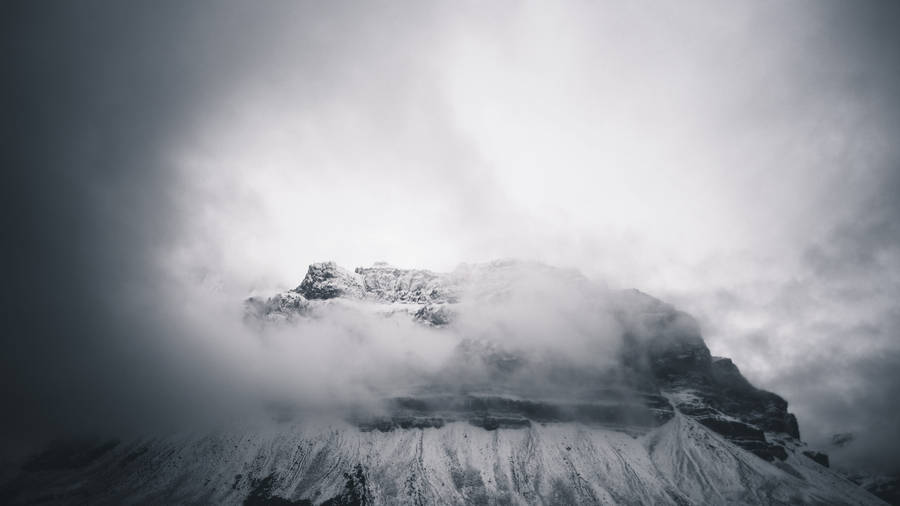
[4,0,900,474]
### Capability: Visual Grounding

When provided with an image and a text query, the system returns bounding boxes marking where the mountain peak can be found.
[10,261,879,505]
[261,261,806,458]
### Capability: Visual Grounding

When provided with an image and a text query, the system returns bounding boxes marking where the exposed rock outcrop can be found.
[803,451,830,468]
[355,263,455,304]
[251,261,811,467]
[296,262,365,300]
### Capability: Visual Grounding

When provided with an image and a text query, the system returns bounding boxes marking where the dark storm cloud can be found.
[778,2,900,473]
[667,1,900,474]
[788,170,900,473]
[2,0,452,459]
[1,0,310,456]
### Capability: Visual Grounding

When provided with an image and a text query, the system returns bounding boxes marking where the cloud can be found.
[4,0,900,476]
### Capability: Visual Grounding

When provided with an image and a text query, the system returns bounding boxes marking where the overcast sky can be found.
[5,0,900,474]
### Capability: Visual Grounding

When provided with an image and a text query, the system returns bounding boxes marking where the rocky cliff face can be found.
[2,261,886,505]
[249,261,805,464]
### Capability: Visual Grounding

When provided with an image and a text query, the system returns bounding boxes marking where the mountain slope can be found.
[2,415,881,505]
[2,260,886,505]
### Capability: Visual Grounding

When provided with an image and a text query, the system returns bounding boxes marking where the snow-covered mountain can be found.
[1,261,888,505]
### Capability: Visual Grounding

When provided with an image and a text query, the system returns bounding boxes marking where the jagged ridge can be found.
[248,261,805,463]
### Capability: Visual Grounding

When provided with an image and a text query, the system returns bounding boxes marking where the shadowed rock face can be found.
[803,451,830,468]
[606,289,802,461]
[296,262,365,300]
[354,393,676,434]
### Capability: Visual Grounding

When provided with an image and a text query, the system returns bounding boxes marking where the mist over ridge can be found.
[5,1,900,503]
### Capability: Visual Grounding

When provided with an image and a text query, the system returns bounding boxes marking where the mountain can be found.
[845,473,900,506]
[1,261,887,505]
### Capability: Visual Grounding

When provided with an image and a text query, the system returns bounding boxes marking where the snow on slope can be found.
[2,413,884,505]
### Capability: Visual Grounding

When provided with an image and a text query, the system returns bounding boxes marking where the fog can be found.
[214,260,624,403]
[5,0,900,475]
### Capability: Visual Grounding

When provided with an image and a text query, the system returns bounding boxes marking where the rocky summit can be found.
[252,260,802,462]
[1,261,888,505]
